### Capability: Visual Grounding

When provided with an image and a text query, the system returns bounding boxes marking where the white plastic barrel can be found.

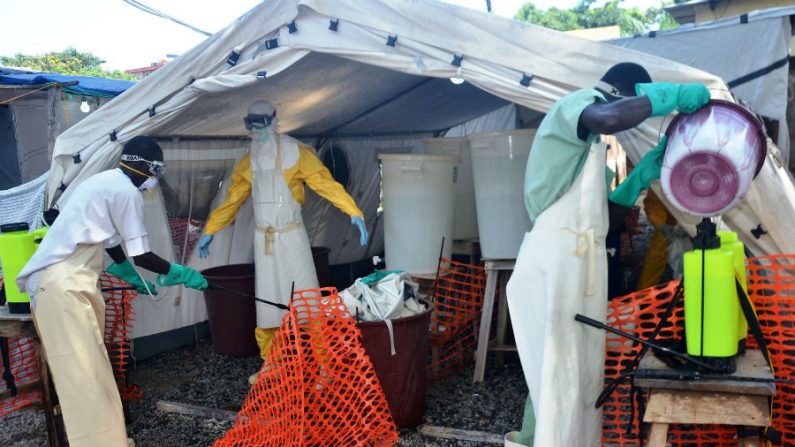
[378,154,459,275]
[469,129,534,260]
[424,137,478,240]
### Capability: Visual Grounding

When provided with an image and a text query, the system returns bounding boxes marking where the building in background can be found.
[125,59,169,80]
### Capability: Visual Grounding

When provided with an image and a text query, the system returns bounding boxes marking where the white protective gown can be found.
[506,141,609,447]
[250,134,318,328]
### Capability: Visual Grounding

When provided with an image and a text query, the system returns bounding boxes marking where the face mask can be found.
[139,176,158,191]
[251,126,276,144]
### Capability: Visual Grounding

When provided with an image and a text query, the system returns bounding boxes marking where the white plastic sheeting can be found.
[39,0,795,338]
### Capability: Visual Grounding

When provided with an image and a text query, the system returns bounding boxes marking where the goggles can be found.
[244,111,277,131]
[120,154,167,177]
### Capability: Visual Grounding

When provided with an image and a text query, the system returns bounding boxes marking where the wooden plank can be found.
[635,349,775,396]
[156,400,238,421]
[473,268,498,383]
[0,307,36,339]
[646,422,669,447]
[418,425,504,444]
[0,306,34,321]
[643,389,770,426]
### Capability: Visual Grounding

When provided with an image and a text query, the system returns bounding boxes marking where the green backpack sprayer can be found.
[0,222,48,314]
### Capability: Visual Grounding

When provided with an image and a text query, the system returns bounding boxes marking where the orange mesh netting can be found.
[168,217,204,263]
[0,275,41,416]
[99,273,142,401]
[428,257,486,383]
[747,254,795,443]
[215,287,398,447]
[602,281,738,446]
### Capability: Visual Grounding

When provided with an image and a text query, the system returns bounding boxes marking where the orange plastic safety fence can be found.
[428,257,486,383]
[215,287,398,447]
[747,254,795,443]
[602,281,737,446]
[0,275,42,417]
[99,273,142,401]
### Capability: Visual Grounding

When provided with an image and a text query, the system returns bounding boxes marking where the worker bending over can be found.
[505,63,710,446]
[16,136,208,447]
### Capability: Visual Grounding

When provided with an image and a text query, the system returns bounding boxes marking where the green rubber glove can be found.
[107,259,158,295]
[157,262,208,290]
[636,82,711,116]
[608,136,668,207]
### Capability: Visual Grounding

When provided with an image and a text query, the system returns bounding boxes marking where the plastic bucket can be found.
[378,154,458,275]
[661,100,767,217]
[311,246,331,287]
[200,263,259,357]
[468,130,534,259]
[424,137,478,240]
[357,301,432,427]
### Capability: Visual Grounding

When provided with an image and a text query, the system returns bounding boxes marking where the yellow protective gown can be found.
[205,139,363,358]
[204,145,363,235]
[636,190,676,290]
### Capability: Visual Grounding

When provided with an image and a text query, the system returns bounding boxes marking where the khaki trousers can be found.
[32,243,127,447]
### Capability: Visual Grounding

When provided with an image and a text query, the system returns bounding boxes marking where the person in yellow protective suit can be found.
[505,63,711,446]
[197,100,368,380]
[636,190,678,290]
[16,136,208,447]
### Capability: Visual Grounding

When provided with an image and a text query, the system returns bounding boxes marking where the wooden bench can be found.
[0,306,65,446]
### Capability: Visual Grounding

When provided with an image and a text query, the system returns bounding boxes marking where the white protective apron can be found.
[251,135,318,328]
[506,141,609,447]
[32,243,128,447]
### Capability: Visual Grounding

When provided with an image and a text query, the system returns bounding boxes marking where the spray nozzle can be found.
[694,218,721,250]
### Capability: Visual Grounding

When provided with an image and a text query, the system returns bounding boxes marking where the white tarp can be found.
[41,0,795,338]
[611,6,793,165]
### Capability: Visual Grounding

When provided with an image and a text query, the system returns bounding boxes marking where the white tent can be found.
[611,6,794,166]
[42,0,795,341]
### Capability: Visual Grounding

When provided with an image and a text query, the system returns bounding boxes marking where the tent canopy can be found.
[39,0,795,339]
[155,52,510,138]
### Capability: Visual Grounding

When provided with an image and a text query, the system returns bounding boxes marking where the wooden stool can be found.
[636,349,774,447]
[0,306,65,447]
[473,259,516,382]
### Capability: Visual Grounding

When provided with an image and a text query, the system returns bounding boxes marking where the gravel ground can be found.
[1,338,526,447]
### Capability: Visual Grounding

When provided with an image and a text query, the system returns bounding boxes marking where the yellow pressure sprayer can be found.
[0,222,47,314]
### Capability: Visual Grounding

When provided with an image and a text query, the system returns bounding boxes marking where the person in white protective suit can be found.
[505,63,711,446]
[16,136,209,447]
[197,100,368,381]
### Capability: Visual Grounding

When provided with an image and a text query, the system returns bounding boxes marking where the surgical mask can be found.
[251,125,276,144]
[139,176,158,191]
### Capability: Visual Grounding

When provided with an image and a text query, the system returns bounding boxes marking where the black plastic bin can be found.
[357,301,432,427]
[201,263,259,357]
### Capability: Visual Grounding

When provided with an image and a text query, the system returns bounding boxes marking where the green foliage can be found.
[515,0,680,36]
[0,47,135,81]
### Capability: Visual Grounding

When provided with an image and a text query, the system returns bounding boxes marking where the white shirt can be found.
[17,169,150,295]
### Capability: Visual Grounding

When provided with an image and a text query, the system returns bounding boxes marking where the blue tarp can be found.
[0,73,134,98]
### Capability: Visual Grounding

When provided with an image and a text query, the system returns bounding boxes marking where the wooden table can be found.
[0,306,65,446]
[636,349,775,447]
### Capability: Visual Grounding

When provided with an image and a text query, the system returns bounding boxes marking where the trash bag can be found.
[340,271,423,322]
